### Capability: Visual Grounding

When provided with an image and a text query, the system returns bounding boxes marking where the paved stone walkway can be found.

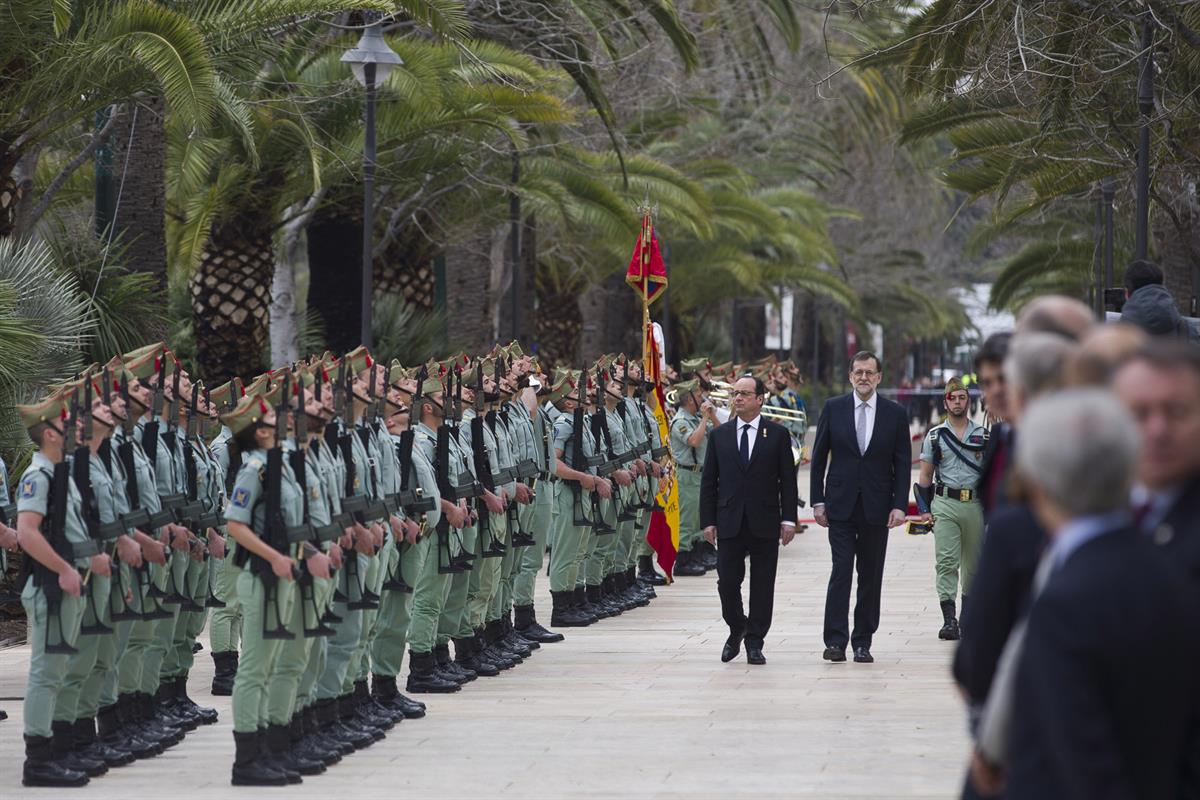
[0,508,971,799]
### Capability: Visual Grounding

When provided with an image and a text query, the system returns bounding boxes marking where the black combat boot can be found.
[515,603,565,643]
[406,651,462,693]
[549,590,591,627]
[175,674,218,725]
[637,554,666,586]
[628,566,655,601]
[454,635,500,677]
[938,599,960,641]
[314,697,367,752]
[673,546,706,577]
[294,707,341,766]
[267,721,323,776]
[210,651,237,696]
[477,626,517,670]
[98,701,159,760]
[258,727,301,783]
[352,679,398,728]
[51,720,107,777]
[73,716,134,768]
[338,693,385,743]
[572,586,600,624]
[485,618,526,664]
[500,613,536,656]
[435,642,476,683]
[585,583,616,618]
[153,684,199,730]
[118,693,178,750]
[23,734,88,788]
[230,730,289,786]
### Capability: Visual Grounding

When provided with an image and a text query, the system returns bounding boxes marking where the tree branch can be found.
[25,107,122,232]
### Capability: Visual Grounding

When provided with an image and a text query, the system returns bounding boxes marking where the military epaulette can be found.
[246,457,263,470]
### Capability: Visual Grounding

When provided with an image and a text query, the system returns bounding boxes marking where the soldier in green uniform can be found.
[207,378,244,695]
[222,389,305,785]
[612,358,659,602]
[590,367,635,614]
[116,346,193,748]
[16,392,94,787]
[915,377,988,640]
[669,378,718,576]
[56,375,146,771]
[441,364,498,676]
[487,361,536,658]
[511,356,564,643]
[547,372,611,626]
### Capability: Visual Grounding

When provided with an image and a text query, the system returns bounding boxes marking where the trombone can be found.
[666,382,808,426]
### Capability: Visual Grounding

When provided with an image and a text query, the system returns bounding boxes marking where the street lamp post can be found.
[342,18,402,349]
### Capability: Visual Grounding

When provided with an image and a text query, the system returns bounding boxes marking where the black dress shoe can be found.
[746,646,766,665]
[853,646,874,663]
[720,634,743,663]
[822,647,846,663]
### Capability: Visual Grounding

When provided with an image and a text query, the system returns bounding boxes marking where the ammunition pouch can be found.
[72,538,102,559]
[516,460,540,480]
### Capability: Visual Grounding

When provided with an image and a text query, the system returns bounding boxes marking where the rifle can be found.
[589,370,616,534]
[473,363,504,558]
[114,376,170,621]
[290,380,336,638]
[336,362,376,610]
[381,365,429,593]
[445,364,477,570]
[166,383,204,612]
[259,374,297,640]
[37,394,86,654]
[74,380,118,636]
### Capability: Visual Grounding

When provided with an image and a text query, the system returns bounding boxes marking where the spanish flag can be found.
[644,327,679,579]
[624,213,668,304]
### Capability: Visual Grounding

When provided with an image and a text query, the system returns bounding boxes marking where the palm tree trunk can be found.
[190,222,274,382]
[110,96,168,288]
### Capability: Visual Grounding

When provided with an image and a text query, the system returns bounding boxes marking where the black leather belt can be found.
[678,464,701,473]
[935,484,976,502]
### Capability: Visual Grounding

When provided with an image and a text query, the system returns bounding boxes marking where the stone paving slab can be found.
[0,465,970,798]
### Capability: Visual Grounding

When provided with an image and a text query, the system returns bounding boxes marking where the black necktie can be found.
[740,423,750,465]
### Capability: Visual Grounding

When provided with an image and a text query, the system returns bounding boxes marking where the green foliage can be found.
[42,217,169,363]
[370,296,449,366]
[0,238,94,469]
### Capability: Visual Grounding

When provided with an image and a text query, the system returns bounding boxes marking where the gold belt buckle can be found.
[959,489,970,502]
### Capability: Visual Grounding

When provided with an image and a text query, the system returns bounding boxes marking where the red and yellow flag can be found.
[624,213,668,304]
[643,322,679,579]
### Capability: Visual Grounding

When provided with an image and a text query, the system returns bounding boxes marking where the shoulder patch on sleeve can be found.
[20,478,37,499]
[231,487,250,508]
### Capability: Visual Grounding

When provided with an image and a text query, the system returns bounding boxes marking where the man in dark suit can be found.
[810,351,911,664]
[699,376,799,666]
[981,389,1200,800]
[1114,342,1200,795]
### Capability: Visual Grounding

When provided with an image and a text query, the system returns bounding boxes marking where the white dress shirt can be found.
[855,391,877,451]
[735,414,794,529]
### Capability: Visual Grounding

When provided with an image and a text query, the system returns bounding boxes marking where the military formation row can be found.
[4,342,694,788]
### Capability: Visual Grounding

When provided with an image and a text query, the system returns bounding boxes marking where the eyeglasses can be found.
[850,370,878,379]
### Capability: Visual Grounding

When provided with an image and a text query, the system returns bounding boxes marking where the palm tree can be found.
[0,238,95,468]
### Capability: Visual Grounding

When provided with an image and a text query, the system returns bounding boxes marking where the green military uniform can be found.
[511,400,560,636]
[439,400,484,664]
[919,378,987,635]
[669,379,712,564]
[485,399,522,633]
[547,375,602,626]
[208,423,244,669]
[588,394,629,602]
[635,392,666,571]
[17,394,93,787]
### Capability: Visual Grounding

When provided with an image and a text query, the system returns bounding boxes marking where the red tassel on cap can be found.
[258,397,268,414]
[365,353,374,369]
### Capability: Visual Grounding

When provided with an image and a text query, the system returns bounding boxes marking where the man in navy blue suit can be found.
[809,351,912,664]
